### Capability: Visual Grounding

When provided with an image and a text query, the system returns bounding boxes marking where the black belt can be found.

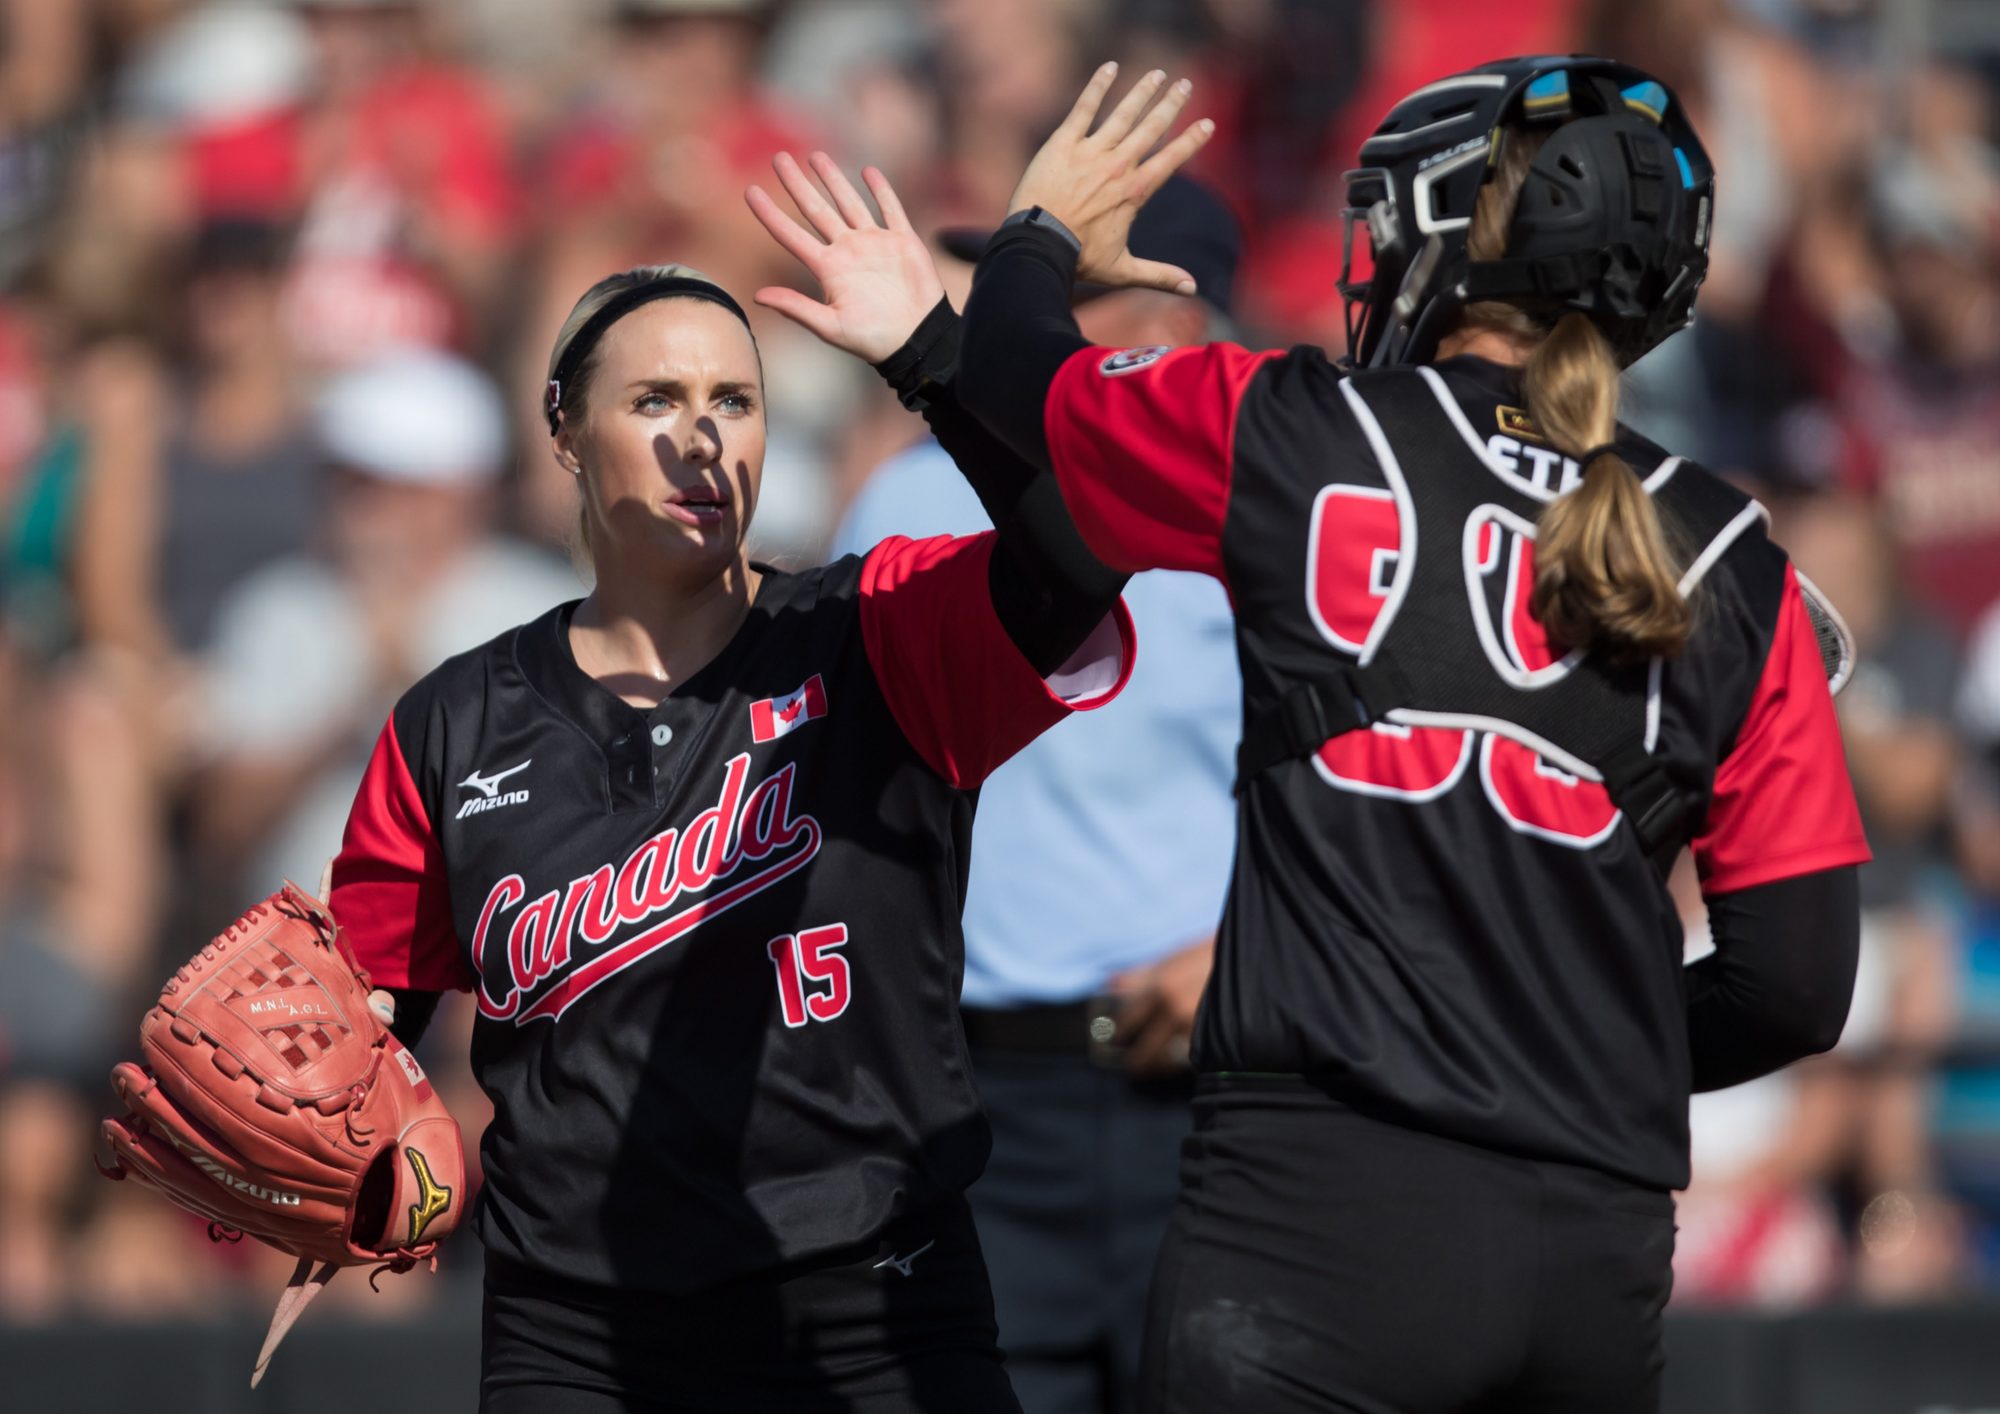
[961,1000,1118,1057]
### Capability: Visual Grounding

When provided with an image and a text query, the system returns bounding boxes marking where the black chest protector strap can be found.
[1235,369,1754,856]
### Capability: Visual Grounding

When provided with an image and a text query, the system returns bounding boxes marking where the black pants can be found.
[1140,1079,1677,1414]
[968,1046,1194,1414]
[480,1198,1021,1413]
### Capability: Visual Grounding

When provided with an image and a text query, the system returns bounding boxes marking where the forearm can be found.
[874,299,1125,675]
[957,223,1094,470]
[1686,867,1861,1091]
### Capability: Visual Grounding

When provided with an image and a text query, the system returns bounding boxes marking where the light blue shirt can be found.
[833,439,1240,1007]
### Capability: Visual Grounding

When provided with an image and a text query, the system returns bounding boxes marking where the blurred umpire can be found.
[834,176,1242,1414]
[958,57,1870,1412]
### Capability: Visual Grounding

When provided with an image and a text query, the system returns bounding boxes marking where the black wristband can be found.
[985,218,1084,284]
[872,298,961,412]
[998,205,1083,255]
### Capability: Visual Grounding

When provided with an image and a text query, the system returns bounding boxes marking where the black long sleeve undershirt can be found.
[384,986,442,1049]
[872,297,1123,677]
[956,222,1096,473]
[1687,866,1860,1092]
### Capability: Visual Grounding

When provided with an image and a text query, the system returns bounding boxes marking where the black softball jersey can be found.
[1017,335,1868,1193]
[327,537,1133,1293]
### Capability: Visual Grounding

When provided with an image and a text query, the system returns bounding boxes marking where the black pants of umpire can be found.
[966,1033,1194,1414]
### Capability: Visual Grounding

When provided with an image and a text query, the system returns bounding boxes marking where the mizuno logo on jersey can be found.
[472,752,822,1025]
[458,760,530,819]
[749,676,828,743]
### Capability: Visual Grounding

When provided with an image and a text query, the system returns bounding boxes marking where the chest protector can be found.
[1235,368,1763,857]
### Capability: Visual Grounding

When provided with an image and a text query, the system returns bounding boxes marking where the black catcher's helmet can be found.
[1338,55,1715,369]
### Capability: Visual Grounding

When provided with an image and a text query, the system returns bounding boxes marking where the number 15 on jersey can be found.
[767,924,852,1027]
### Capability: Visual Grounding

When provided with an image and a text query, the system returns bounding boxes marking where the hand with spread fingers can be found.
[746,152,947,363]
[1007,63,1216,294]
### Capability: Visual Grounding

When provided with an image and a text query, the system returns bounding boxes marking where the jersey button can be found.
[651,724,673,747]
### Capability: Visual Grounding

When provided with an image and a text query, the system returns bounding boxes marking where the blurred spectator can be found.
[1828,130,2000,637]
[520,0,840,548]
[0,283,89,655]
[918,0,1101,224]
[0,0,94,285]
[191,348,574,901]
[161,0,518,365]
[75,219,316,661]
[68,219,318,780]
[0,635,160,1317]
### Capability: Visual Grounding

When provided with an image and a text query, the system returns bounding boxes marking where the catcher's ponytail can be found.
[1520,314,1690,660]
[1462,124,1691,662]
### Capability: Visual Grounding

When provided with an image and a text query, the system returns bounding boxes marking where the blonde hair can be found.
[1462,129,1692,662]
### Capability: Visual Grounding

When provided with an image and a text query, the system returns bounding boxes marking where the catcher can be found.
[100,880,465,1387]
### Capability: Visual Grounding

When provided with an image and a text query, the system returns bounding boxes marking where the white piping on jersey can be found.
[1305,483,1397,655]
[1642,455,1684,492]
[1793,568,1857,696]
[1462,503,1587,689]
[1418,366,1691,504]
[1385,708,1602,783]
[1678,500,1769,595]
[1645,658,1663,754]
[1477,735,1624,850]
[1334,379,1419,667]
[1412,146,1486,235]
[1418,366,1561,500]
[1309,723,1476,802]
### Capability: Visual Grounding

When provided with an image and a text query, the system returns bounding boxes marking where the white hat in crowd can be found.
[117,3,313,128]
[315,348,508,487]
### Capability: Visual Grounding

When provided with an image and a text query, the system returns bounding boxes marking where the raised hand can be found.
[746,153,946,364]
[1006,63,1215,294]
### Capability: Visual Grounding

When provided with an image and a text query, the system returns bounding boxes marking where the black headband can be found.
[545,277,753,434]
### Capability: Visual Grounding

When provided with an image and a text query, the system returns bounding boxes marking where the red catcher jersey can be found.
[329,535,1132,1292]
[1044,344,1866,1190]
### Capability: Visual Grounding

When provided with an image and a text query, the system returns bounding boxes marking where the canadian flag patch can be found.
[750,675,829,743]
[385,1037,433,1100]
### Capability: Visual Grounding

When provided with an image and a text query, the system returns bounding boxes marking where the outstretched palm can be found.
[746,153,946,364]
[1009,64,1214,294]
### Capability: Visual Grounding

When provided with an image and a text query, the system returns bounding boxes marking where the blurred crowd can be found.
[2,0,2000,1328]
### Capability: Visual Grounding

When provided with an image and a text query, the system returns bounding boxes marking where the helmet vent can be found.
[1558,154,1585,180]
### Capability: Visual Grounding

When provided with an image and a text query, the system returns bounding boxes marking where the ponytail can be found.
[1521,312,1690,660]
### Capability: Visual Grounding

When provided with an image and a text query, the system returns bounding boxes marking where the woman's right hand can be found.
[746,153,947,364]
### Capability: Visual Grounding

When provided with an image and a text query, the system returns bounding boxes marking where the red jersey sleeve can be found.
[1043,341,1283,580]
[1692,565,1872,894]
[329,715,469,992]
[859,533,1135,790]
